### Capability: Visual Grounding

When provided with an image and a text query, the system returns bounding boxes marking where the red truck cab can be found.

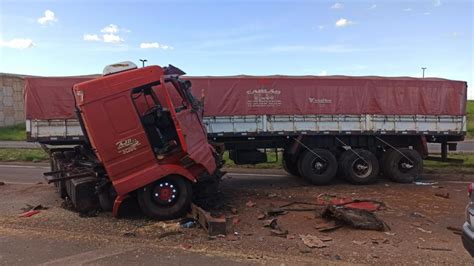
[72,62,218,219]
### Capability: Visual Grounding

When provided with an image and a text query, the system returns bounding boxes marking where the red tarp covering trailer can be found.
[189,76,467,116]
[24,75,467,120]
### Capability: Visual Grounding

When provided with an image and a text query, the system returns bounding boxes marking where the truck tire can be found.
[51,152,67,199]
[340,149,379,185]
[137,175,192,220]
[297,149,337,185]
[282,152,300,177]
[382,148,423,183]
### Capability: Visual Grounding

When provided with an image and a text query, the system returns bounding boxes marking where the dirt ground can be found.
[0,168,473,264]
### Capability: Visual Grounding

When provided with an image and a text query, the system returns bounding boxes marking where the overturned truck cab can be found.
[45,62,221,219]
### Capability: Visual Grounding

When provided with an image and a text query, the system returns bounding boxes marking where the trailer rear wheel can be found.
[297,149,337,185]
[137,175,192,220]
[282,152,300,177]
[340,149,379,185]
[382,148,423,183]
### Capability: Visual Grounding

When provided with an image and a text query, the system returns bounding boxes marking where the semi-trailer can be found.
[24,63,467,212]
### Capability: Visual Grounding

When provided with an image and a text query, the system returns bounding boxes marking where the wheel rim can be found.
[351,158,372,178]
[151,181,179,206]
[311,157,328,174]
[397,157,414,173]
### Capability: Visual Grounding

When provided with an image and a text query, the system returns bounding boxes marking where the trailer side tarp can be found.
[24,75,467,120]
[25,77,95,119]
[190,76,467,116]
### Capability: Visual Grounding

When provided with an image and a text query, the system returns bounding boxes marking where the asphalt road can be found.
[0,230,248,266]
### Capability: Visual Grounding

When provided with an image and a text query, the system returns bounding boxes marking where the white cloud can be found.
[424,12,431,15]
[0,38,35,49]
[101,24,119,34]
[140,42,174,50]
[434,0,442,7]
[38,10,57,25]
[368,4,377,10]
[330,3,344,9]
[404,8,413,12]
[83,24,129,44]
[83,34,100,41]
[318,70,328,76]
[335,18,353,27]
[103,33,124,43]
[317,25,325,30]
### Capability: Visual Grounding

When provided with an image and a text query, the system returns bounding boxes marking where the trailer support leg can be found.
[441,142,448,161]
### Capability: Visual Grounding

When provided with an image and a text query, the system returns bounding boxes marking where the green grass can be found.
[0,124,26,141]
[0,148,48,162]
[424,153,474,169]
[467,100,474,138]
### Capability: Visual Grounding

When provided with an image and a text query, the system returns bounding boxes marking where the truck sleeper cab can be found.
[50,62,219,219]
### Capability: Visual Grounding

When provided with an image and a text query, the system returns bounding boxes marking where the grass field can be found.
[0,124,26,141]
[0,148,48,162]
[467,100,474,137]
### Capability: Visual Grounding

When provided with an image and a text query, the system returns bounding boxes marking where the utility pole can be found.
[139,59,148,67]
[421,67,427,78]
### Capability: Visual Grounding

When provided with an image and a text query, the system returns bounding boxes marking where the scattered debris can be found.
[322,205,387,231]
[414,181,438,186]
[138,221,182,238]
[266,208,288,217]
[318,236,333,242]
[409,211,435,223]
[246,200,256,208]
[21,204,48,212]
[263,218,278,229]
[270,229,288,237]
[230,207,238,214]
[416,227,432,234]
[18,210,40,218]
[0,181,5,186]
[315,221,343,232]
[384,232,396,236]
[268,193,277,198]
[300,234,329,248]
[257,213,266,220]
[122,232,136,237]
[179,218,197,229]
[371,237,389,245]
[417,246,452,252]
[352,240,366,245]
[434,192,450,199]
[447,226,462,235]
[189,203,227,236]
[343,200,386,212]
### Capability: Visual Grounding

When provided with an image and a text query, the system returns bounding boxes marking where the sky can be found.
[0,0,473,97]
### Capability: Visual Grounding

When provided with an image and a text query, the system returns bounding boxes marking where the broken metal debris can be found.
[189,203,228,236]
[322,205,387,231]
